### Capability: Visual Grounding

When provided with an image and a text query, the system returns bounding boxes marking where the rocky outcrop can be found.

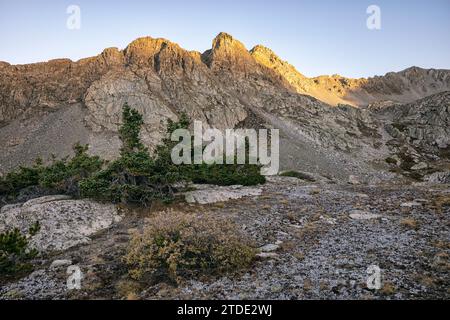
[250,45,308,90]
[184,184,263,204]
[424,171,450,184]
[381,91,450,152]
[0,195,123,252]
[0,49,125,124]
[1,33,449,127]
[84,70,176,154]
[361,92,450,180]
[203,33,258,74]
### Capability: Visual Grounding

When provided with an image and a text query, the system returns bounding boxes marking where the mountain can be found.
[0,32,449,182]
[250,45,450,106]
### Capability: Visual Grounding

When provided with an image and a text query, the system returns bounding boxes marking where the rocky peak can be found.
[211,32,246,51]
[202,32,256,73]
[123,36,204,75]
[0,32,449,189]
[401,66,425,75]
[124,36,170,65]
[0,61,10,68]
[250,45,279,62]
[250,45,294,69]
[250,44,307,82]
[100,47,124,66]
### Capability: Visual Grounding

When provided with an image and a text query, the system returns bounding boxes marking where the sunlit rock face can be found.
[250,46,450,107]
[84,69,177,154]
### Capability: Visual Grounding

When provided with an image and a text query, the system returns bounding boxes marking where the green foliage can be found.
[385,157,398,165]
[0,144,102,198]
[124,210,255,283]
[0,161,43,196]
[39,143,103,195]
[392,123,407,132]
[279,170,316,182]
[119,103,145,155]
[28,221,41,237]
[79,106,189,205]
[0,228,38,276]
[1,104,265,206]
[190,162,266,186]
[81,106,262,205]
[170,115,266,187]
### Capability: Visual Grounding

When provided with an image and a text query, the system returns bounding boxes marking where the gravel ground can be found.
[1,177,449,300]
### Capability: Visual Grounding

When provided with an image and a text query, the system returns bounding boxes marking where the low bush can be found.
[39,144,103,195]
[385,157,398,165]
[124,210,255,283]
[190,162,266,186]
[280,170,316,182]
[0,144,103,198]
[0,228,38,276]
[0,162,42,196]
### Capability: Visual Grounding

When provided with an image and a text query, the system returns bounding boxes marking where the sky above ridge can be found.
[0,0,449,78]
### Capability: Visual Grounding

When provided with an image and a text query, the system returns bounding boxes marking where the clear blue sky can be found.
[0,0,449,78]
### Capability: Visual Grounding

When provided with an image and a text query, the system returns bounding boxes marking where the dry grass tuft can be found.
[400,218,419,230]
[115,280,142,299]
[380,282,396,295]
[433,195,450,214]
[303,279,313,291]
[293,252,305,261]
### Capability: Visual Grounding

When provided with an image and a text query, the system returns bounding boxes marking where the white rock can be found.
[259,243,280,252]
[349,210,381,220]
[185,185,262,204]
[321,216,337,225]
[50,259,72,268]
[424,171,450,184]
[256,252,280,260]
[400,202,422,208]
[23,195,72,208]
[436,138,449,149]
[0,197,124,253]
[348,175,360,185]
[411,162,428,171]
[0,203,21,215]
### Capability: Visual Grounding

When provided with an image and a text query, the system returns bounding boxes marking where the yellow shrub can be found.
[124,210,255,283]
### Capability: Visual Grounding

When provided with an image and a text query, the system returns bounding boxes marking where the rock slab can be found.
[0,196,123,252]
[185,185,262,204]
